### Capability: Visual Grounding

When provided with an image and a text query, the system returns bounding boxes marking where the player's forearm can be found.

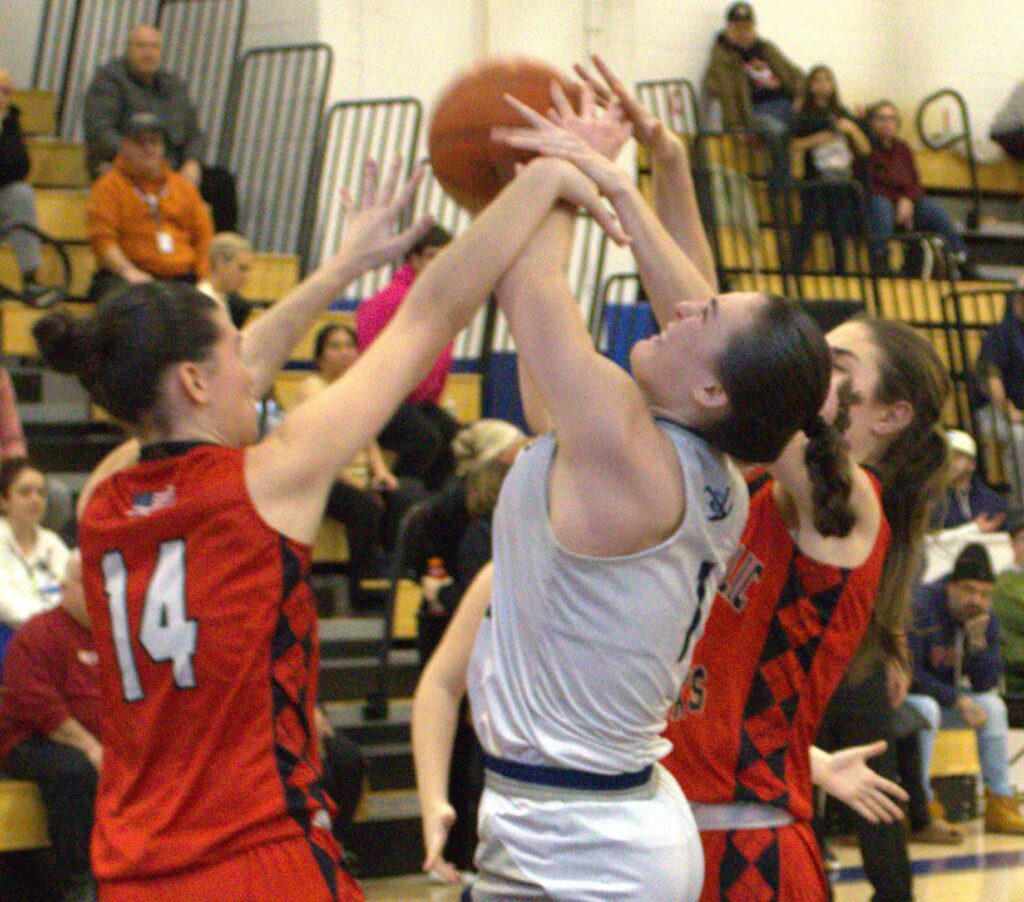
[603,177,715,329]
[242,259,365,400]
[650,144,719,297]
[411,676,462,818]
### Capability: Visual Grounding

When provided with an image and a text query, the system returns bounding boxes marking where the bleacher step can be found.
[11,89,57,136]
[320,648,419,702]
[26,137,89,188]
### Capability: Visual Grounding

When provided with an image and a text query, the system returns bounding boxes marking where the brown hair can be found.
[33,282,219,430]
[848,318,951,681]
[702,294,856,537]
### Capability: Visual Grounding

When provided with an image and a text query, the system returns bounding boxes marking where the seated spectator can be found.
[314,706,365,858]
[0,457,71,664]
[936,429,1007,530]
[702,2,803,190]
[357,225,459,490]
[905,543,1024,834]
[197,231,254,328]
[294,323,427,601]
[85,111,213,302]
[991,79,1024,162]
[0,67,61,308]
[83,24,237,231]
[861,101,972,276]
[789,65,870,274]
[0,554,99,902]
[976,291,1024,490]
[992,506,1024,695]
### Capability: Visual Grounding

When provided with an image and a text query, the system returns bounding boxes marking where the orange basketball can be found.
[428,57,577,213]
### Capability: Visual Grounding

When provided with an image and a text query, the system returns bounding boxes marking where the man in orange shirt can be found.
[85,111,213,302]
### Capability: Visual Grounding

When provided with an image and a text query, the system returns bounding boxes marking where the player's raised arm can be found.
[240,159,432,399]
[494,205,686,557]
[495,85,713,331]
[246,158,629,544]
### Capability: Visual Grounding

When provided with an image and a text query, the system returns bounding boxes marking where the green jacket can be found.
[992,568,1024,694]
[703,33,804,131]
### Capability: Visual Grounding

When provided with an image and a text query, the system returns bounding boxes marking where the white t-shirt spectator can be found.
[0,518,70,628]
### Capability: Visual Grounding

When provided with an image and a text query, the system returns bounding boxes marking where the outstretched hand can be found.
[574,54,684,163]
[493,86,631,205]
[817,741,908,824]
[335,158,434,275]
[421,800,460,883]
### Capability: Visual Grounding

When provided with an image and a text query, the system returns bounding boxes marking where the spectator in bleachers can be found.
[935,429,1007,530]
[0,553,97,902]
[83,24,237,231]
[992,506,1024,695]
[0,457,71,666]
[702,2,803,189]
[990,80,1024,162]
[313,706,366,859]
[357,225,459,490]
[905,543,1024,834]
[861,101,972,276]
[85,111,213,302]
[0,68,61,308]
[976,291,1024,490]
[197,231,254,328]
[789,65,870,274]
[295,322,428,601]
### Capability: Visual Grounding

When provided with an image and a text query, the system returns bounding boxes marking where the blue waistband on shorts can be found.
[482,753,653,791]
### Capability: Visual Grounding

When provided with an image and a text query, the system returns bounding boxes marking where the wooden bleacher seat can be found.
[26,137,89,189]
[0,298,92,358]
[929,727,982,821]
[240,253,301,303]
[391,579,423,641]
[0,779,48,851]
[11,89,56,137]
[312,518,349,565]
[35,188,88,243]
[916,147,1023,197]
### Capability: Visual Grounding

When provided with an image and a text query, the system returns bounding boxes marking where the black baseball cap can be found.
[123,110,166,138]
[726,2,755,22]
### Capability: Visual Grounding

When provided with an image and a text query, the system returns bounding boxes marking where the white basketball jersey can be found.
[467,421,747,774]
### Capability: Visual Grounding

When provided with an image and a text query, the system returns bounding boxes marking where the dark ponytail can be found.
[803,412,855,538]
[33,282,219,428]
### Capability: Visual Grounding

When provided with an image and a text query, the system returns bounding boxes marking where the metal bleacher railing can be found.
[217,43,332,256]
[304,97,423,282]
[916,88,981,229]
[158,0,247,165]
[32,0,246,159]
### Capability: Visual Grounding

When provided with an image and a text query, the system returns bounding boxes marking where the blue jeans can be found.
[752,97,794,191]
[905,691,1014,799]
[864,193,967,259]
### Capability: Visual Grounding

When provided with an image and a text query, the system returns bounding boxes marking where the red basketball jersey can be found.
[80,444,347,889]
[662,472,890,823]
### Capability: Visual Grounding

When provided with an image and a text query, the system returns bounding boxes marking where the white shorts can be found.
[469,762,703,902]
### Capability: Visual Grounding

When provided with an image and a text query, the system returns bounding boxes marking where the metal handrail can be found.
[915,88,981,228]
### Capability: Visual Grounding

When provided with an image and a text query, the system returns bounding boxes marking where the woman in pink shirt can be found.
[356,225,460,489]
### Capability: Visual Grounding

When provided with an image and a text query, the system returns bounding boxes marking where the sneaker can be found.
[21,281,63,309]
[985,789,1024,834]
